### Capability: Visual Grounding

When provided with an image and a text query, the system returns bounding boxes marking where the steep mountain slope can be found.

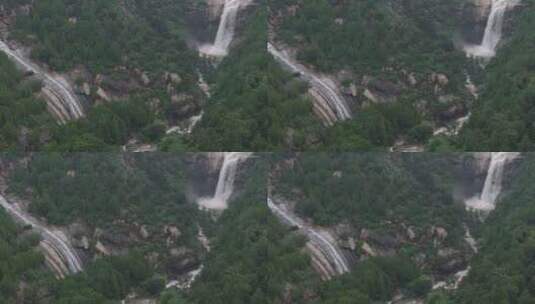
[269,0,532,151]
[269,0,474,150]
[1,0,260,151]
[454,153,535,303]
[268,153,528,302]
[0,54,56,150]
[458,0,535,151]
[0,152,266,303]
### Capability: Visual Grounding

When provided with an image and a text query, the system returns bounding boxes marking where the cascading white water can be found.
[199,0,251,57]
[0,40,84,121]
[0,194,83,275]
[464,0,520,58]
[267,43,352,122]
[465,152,519,211]
[198,152,251,210]
[267,197,350,275]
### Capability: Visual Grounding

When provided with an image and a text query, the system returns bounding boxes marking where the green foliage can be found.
[0,54,55,150]
[455,154,535,303]
[0,208,49,303]
[7,153,198,232]
[191,7,324,151]
[274,0,465,76]
[276,153,466,232]
[11,0,198,75]
[160,290,190,304]
[317,256,423,302]
[189,157,319,304]
[459,0,535,150]
[46,96,158,151]
[142,275,166,296]
[50,252,152,302]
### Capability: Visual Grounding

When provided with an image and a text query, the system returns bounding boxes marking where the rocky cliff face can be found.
[461,0,491,44]
[460,0,522,45]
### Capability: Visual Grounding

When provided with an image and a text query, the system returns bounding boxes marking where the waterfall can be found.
[166,111,204,135]
[267,197,350,276]
[0,40,84,122]
[464,0,520,58]
[199,0,251,57]
[198,152,251,210]
[267,43,352,122]
[0,194,83,276]
[465,152,519,211]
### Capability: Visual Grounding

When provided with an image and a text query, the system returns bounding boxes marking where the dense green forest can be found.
[0,54,56,150]
[10,0,198,75]
[276,153,467,233]
[45,96,163,151]
[0,212,170,304]
[0,208,49,303]
[184,6,324,151]
[454,154,535,303]
[271,153,486,302]
[2,0,207,151]
[7,153,202,241]
[458,0,535,151]
[271,0,466,76]
[188,155,319,303]
[268,0,474,150]
[1,153,533,302]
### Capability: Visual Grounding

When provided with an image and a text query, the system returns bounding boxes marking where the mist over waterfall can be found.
[267,197,349,278]
[198,152,251,210]
[199,0,251,57]
[465,152,519,211]
[267,43,351,124]
[0,40,84,122]
[464,0,520,58]
[0,195,83,276]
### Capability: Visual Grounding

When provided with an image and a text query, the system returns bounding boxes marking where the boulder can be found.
[369,79,402,96]
[437,74,449,86]
[81,236,90,250]
[431,73,449,87]
[100,229,130,246]
[435,227,448,241]
[407,227,417,241]
[96,87,111,102]
[349,83,358,97]
[95,74,105,85]
[95,241,110,255]
[436,256,466,274]
[169,73,182,85]
[168,94,200,120]
[141,72,150,86]
[82,82,91,96]
[72,235,90,250]
[368,231,400,248]
[332,171,342,178]
[408,73,418,86]
[363,89,379,103]
[340,237,356,251]
[361,242,376,256]
[139,225,150,239]
[166,225,182,239]
[166,251,199,275]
